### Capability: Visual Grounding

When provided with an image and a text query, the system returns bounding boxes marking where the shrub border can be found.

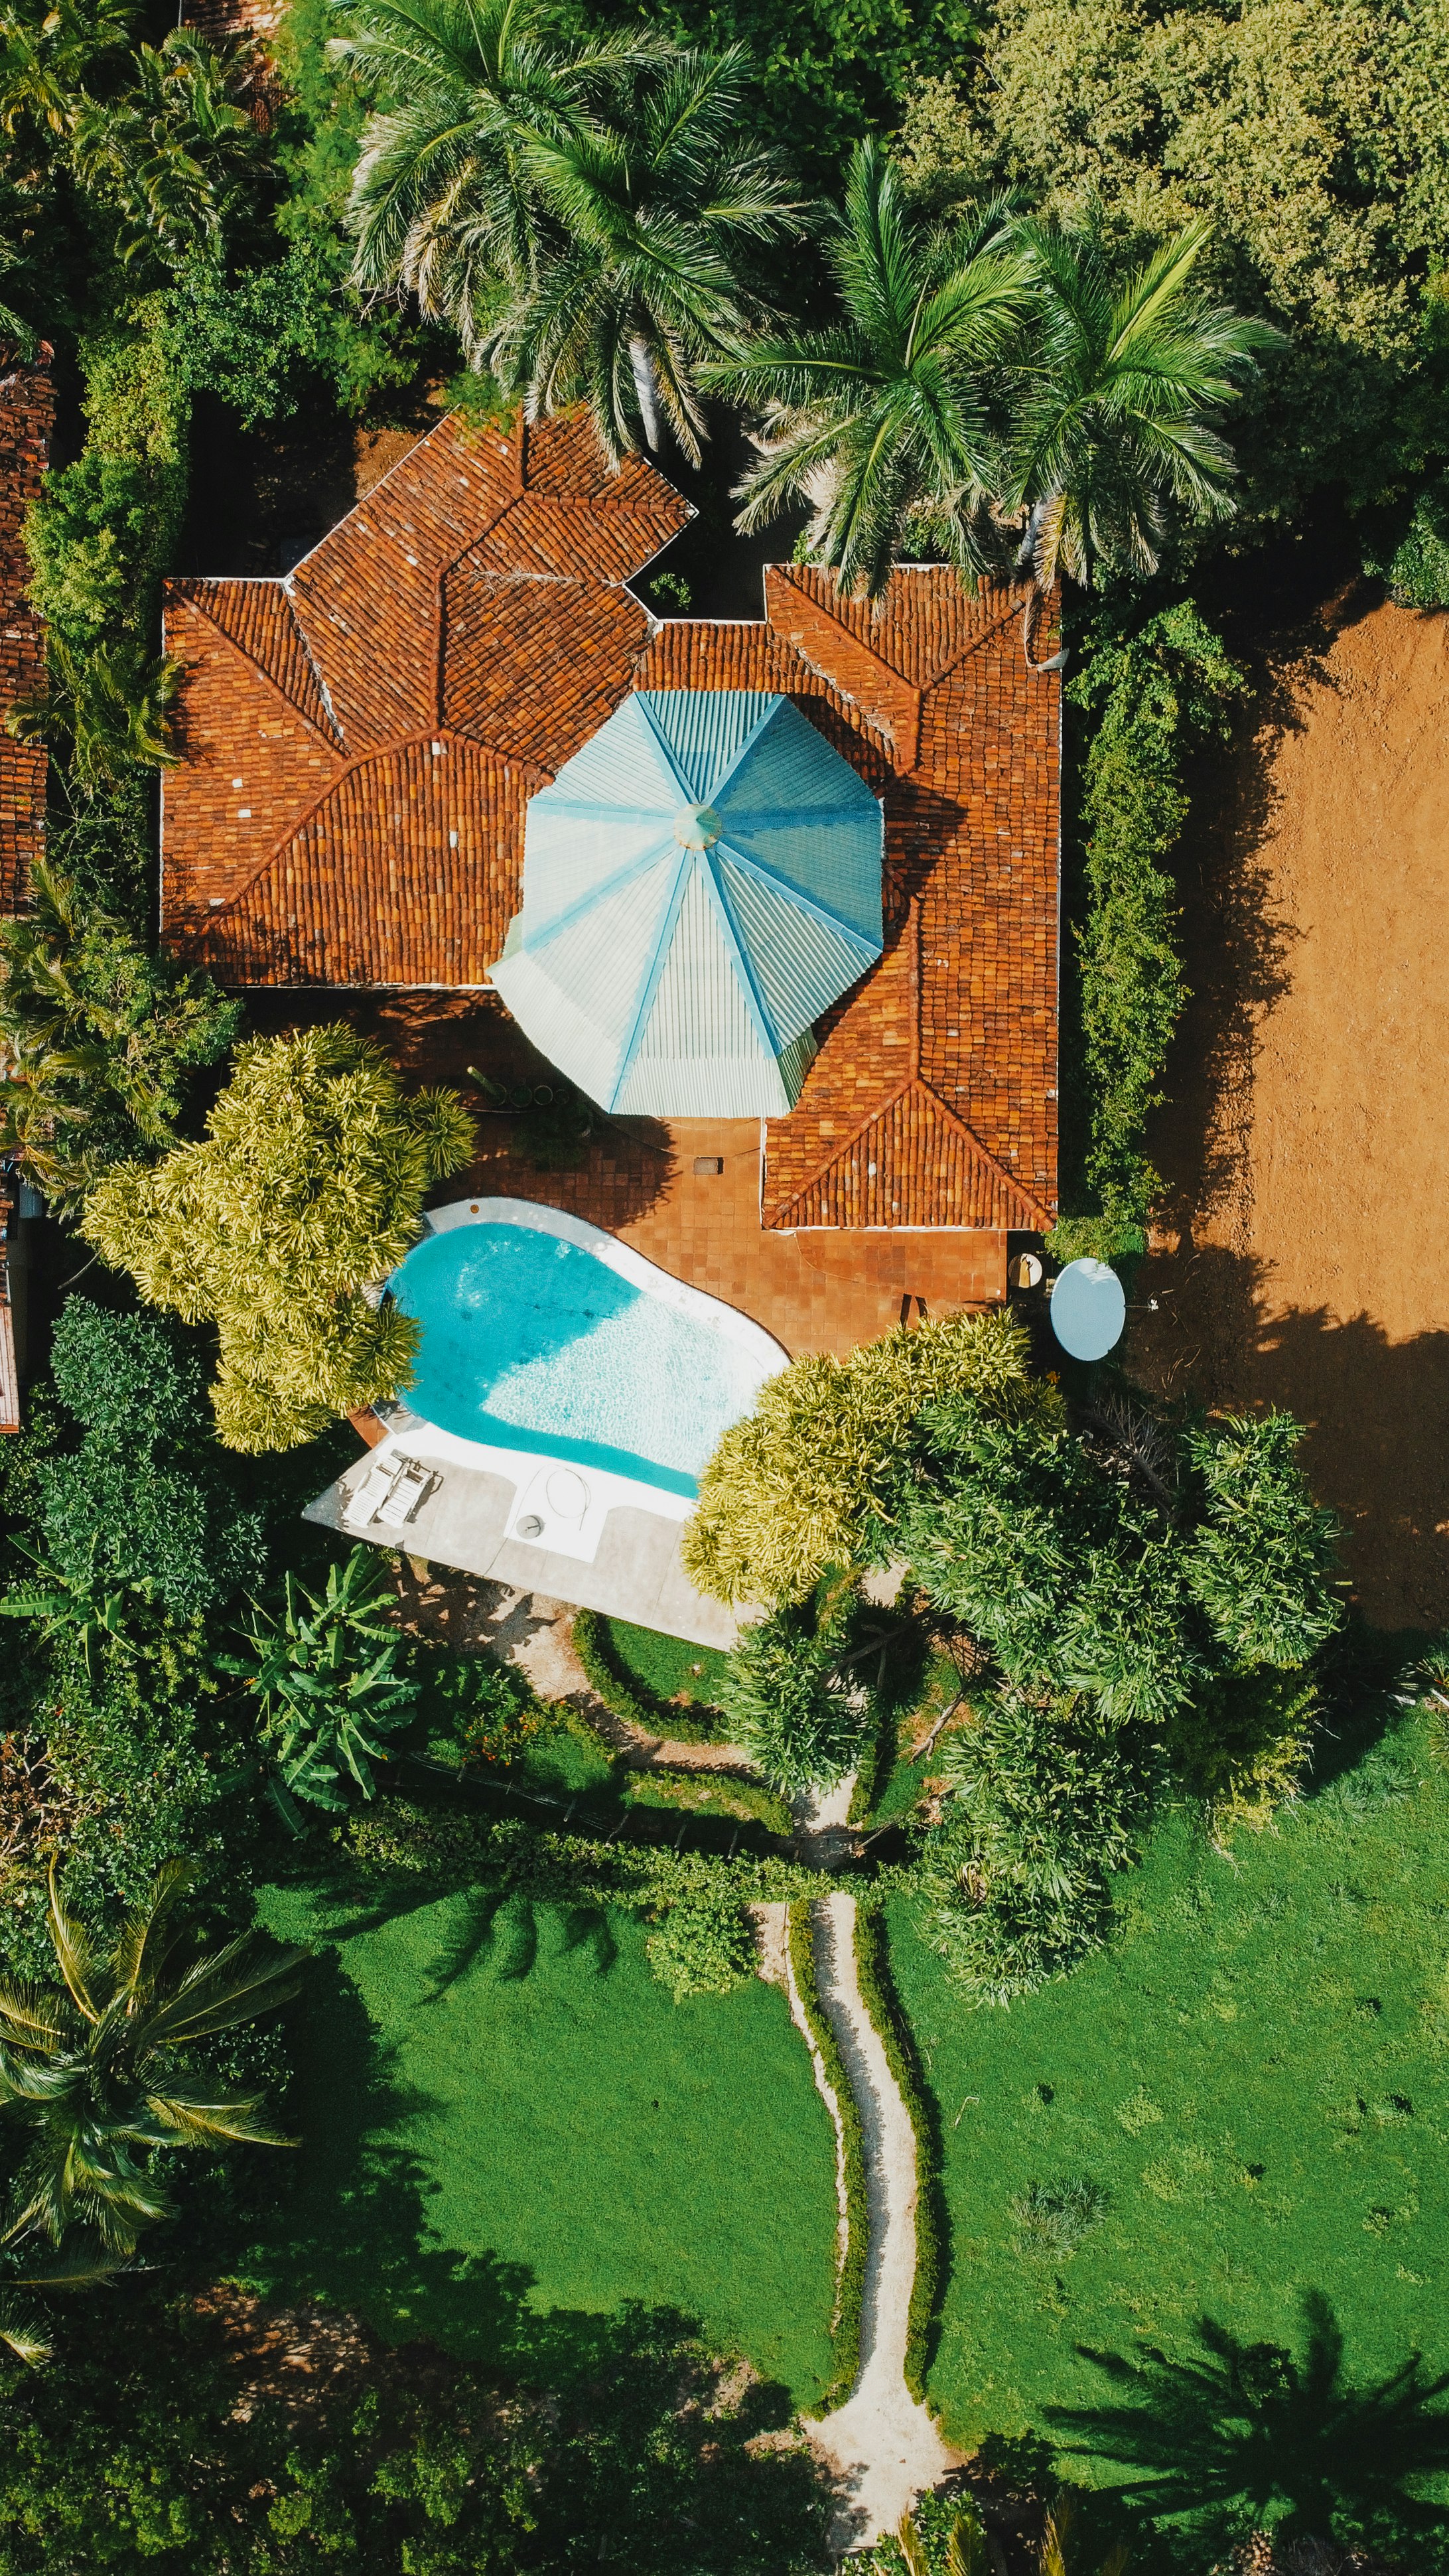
[853,1902,947,2403]
[788,1896,868,2408]
[629,1762,794,1838]
[572,1607,721,1745]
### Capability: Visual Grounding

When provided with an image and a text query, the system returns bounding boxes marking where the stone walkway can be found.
[805,1892,959,2548]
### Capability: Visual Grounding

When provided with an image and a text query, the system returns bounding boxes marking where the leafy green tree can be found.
[36,1298,265,1623]
[716,1600,869,1795]
[81,1025,474,1451]
[895,1,1449,516]
[340,0,800,460]
[1006,217,1280,607]
[898,1392,1198,1729]
[0,2290,831,2570]
[222,1547,418,1820]
[71,29,257,273]
[1185,1413,1342,1672]
[711,138,1028,595]
[0,861,239,1214]
[0,1859,303,2259]
[914,1689,1145,2001]
[683,1308,1043,1606]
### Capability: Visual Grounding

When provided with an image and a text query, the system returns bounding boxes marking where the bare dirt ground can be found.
[1127,592,1449,1631]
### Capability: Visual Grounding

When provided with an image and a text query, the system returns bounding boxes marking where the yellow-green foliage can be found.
[682,1308,1054,1605]
[1166,1664,1322,1843]
[82,1023,473,1452]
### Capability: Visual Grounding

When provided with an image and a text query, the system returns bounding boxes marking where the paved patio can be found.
[251,989,1008,1354]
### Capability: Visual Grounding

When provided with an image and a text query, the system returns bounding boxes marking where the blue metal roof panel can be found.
[715,851,878,1043]
[494,685,884,1118]
[641,689,777,798]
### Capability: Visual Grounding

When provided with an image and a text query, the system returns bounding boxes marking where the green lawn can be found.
[605,1617,732,1713]
[887,1709,1449,2491]
[247,1875,838,2404]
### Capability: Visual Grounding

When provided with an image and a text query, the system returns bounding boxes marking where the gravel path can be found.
[805,1892,958,2550]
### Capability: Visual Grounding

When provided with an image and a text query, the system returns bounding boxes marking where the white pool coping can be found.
[372,1196,788,1569]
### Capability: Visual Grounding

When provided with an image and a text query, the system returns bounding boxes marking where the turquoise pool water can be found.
[390,1222,768,1497]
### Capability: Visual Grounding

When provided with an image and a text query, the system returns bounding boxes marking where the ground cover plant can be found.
[882,1697,1449,2564]
[246,1869,840,2406]
[0,2285,833,2573]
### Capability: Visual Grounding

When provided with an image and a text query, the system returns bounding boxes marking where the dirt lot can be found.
[1128,591,1449,1631]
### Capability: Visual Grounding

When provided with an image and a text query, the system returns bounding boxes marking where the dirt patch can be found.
[1128,594,1449,1630]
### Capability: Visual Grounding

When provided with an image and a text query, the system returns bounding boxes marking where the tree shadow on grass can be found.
[232,1949,840,2569]
[1046,2292,1449,2568]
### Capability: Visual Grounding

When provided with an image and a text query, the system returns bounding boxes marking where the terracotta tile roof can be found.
[196,733,533,987]
[161,407,1058,1232]
[0,342,53,912]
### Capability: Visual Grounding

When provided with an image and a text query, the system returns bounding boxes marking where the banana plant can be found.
[0,1536,151,1680]
[219,1546,419,1824]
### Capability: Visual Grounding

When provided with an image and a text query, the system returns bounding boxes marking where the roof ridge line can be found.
[171,583,345,756]
[174,727,545,952]
[765,1067,1048,1232]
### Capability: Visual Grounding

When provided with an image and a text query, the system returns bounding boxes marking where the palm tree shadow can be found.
[1047,2291,1449,2563]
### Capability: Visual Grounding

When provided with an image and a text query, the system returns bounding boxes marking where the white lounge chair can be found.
[376,1457,439,1528]
[342,1460,399,1529]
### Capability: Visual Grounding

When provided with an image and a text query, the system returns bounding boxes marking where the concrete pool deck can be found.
[307,1413,744,1650]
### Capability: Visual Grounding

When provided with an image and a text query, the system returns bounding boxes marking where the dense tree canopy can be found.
[81,1026,473,1451]
[896,0,1449,516]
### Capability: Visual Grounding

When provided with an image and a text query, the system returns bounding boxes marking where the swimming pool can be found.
[389,1200,786,1499]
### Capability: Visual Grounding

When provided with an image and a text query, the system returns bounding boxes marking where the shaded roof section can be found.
[491,689,882,1117]
[161,408,1060,1229]
[0,342,52,912]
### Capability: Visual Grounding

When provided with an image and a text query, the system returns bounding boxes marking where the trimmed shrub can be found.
[914,1692,1146,2004]
[646,1886,757,2001]
[788,1899,866,2405]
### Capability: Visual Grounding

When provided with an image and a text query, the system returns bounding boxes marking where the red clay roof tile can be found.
[160,408,1059,1231]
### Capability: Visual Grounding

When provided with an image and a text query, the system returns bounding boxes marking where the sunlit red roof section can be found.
[161,407,1059,1230]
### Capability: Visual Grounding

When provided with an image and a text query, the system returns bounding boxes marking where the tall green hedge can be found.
[1062,602,1249,1230]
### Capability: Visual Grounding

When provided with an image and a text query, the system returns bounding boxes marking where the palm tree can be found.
[707,139,1030,598]
[0,0,137,149]
[340,0,801,462]
[6,632,181,792]
[0,1859,304,2260]
[71,29,256,271]
[480,49,803,463]
[1005,216,1281,613]
[338,0,644,304]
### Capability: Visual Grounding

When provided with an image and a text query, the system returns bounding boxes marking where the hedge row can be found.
[788,1898,868,2409]
[630,1762,794,1838]
[853,1906,947,2404]
[1062,602,1249,1232]
[572,1607,720,1745]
